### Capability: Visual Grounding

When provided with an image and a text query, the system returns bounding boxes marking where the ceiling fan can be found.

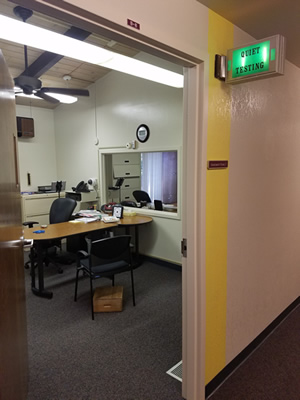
[13,6,90,104]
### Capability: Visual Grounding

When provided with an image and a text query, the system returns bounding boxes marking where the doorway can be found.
[7,1,207,398]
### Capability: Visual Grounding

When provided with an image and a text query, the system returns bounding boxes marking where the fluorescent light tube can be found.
[15,91,78,104]
[0,15,184,88]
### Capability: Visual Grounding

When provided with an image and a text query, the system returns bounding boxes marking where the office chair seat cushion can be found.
[80,258,129,277]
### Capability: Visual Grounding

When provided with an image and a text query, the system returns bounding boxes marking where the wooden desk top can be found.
[23,220,116,241]
[23,215,153,241]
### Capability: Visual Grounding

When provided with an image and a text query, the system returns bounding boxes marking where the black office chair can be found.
[121,200,137,207]
[108,178,124,203]
[132,190,151,205]
[49,197,77,225]
[44,197,77,271]
[23,220,39,269]
[25,198,77,273]
[74,235,136,320]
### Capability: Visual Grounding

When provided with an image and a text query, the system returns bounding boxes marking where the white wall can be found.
[95,69,183,149]
[54,84,99,190]
[63,0,209,60]
[226,28,300,363]
[16,105,57,192]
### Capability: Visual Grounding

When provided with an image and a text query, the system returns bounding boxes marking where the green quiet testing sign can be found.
[228,40,271,78]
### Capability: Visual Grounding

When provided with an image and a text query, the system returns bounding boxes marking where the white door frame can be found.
[181,62,208,400]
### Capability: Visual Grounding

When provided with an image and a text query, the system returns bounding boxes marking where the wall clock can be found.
[136,124,150,143]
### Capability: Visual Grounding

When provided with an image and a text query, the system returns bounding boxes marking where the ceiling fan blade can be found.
[41,88,90,97]
[20,26,90,78]
[34,91,60,104]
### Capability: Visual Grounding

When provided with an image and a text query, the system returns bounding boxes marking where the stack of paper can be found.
[75,217,100,223]
[102,216,119,223]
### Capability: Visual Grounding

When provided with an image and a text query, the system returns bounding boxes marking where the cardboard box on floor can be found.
[93,286,123,312]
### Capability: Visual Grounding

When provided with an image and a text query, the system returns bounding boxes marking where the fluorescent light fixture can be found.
[45,93,78,104]
[15,91,78,104]
[0,14,184,88]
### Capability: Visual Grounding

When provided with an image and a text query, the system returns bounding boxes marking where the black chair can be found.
[108,178,124,202]
[44,197,77,271]
[23,220,39,269]
[132,190,151,205]
[121,200,137,207]
[49,197,77,225]
[25,197,77,273]
[74,235,135,320]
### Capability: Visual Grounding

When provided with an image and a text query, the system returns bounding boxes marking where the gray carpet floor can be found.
[208,304,300,400]
[25,258,183,400]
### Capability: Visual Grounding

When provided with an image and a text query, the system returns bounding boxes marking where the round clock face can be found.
[136,124,150,143]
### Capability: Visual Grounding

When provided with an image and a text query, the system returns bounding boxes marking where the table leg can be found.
[134,225,140,265]
[31,242,53,299]
[126,225,141,268]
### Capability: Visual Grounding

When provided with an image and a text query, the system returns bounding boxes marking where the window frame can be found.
[98,146,181,220]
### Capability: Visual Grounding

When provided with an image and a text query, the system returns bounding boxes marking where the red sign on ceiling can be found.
[127,19,140,30]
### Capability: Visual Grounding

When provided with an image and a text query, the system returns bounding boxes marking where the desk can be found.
[24,220,118,299]
[24,215,152,299]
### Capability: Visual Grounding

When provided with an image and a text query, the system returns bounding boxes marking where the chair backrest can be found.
[132,190,151,203]
[49,198,77,224]
[88,235,132,263]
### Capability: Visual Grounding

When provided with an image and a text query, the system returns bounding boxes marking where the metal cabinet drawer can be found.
[112,153,140,165]
[113,165,140,178]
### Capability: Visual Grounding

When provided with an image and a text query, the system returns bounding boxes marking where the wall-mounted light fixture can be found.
[214,54,226,81]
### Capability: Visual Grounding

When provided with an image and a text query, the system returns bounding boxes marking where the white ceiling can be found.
[197,0,300,68]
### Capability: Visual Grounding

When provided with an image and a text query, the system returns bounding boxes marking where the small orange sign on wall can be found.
[207,160,228,170]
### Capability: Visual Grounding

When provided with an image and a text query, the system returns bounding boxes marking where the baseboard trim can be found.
[205,296,300,398]
[142,255,182,271]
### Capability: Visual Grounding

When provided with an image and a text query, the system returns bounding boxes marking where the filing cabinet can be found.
[21,192,65,226]
[108,153,141,202]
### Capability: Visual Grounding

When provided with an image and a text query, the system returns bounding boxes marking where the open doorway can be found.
[2,0,206,398]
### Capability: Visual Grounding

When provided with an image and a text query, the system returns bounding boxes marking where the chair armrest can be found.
[23,221,39,228]
[77,250,89,259]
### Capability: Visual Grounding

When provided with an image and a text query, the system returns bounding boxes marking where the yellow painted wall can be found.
[205,11,233,383]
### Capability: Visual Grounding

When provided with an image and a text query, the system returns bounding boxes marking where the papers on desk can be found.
[102,216,119,223]
[76,210,102,218]
[71,217,100,224]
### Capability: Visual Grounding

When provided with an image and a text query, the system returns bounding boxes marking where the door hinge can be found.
[181,238,187,257]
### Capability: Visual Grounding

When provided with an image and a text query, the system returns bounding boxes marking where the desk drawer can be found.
[24,197,56,215]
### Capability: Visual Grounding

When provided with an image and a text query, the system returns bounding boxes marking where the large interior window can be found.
[99,148,180,217]
[141,151,177,204]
